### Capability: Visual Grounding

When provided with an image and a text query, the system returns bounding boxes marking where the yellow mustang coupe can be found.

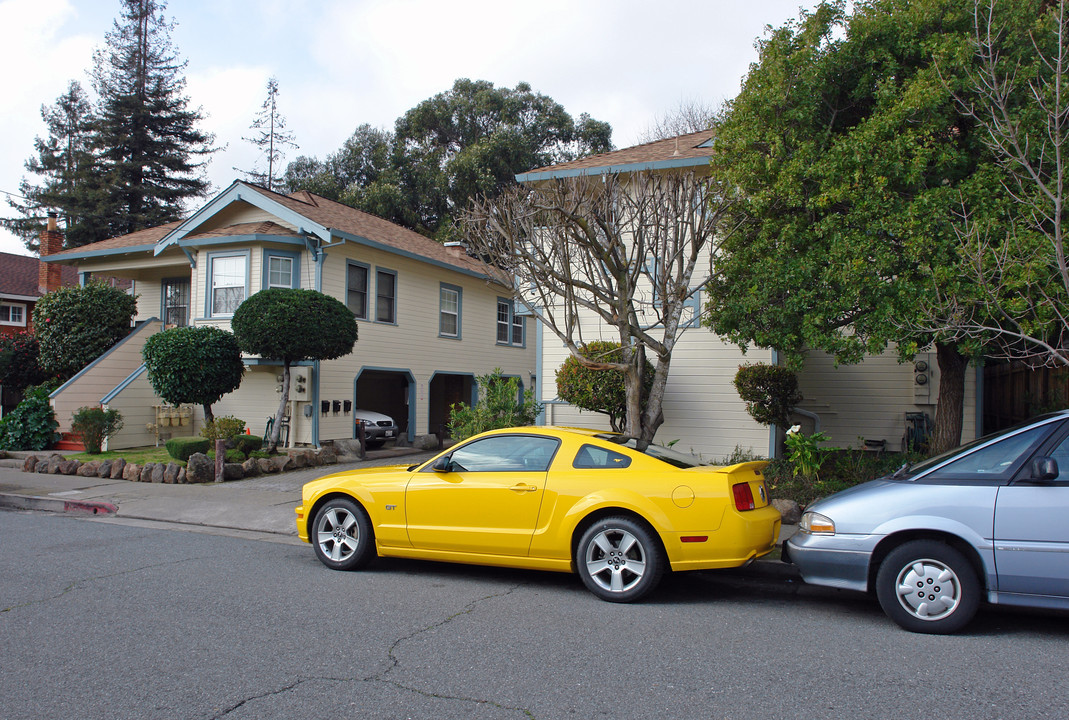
[296,426,781,602]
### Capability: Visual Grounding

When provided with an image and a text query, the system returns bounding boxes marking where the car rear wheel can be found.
[312,498,375,571]
[875,540,980,634]
[576,516,664,602]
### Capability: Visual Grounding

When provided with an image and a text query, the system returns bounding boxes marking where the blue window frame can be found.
[263,249,300,289]
[346,261,369,320]
[439,283,462,338]
[376,268,397,324]
[496,298,524,347]
[206,251,249,317]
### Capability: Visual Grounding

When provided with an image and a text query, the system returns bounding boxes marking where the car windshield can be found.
[898,414,1065,479]
[594,434,711,469]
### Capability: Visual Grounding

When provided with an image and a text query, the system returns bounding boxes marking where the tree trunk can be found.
[202,403,214,424]
[930,343,967,455]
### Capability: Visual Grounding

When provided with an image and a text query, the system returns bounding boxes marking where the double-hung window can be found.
[346,262,369,319]
[264,250,300,289]
[209,253,248,317]
[376,269,397,324]
[496,299,524,347]
[0,302,26,327]
[439,283,461,338]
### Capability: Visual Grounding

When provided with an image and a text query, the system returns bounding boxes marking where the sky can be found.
[0,0,820,257]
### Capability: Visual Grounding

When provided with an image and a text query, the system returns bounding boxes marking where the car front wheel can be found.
[875,540,980,634]
[576,516,664,602]
[312,497,375,571]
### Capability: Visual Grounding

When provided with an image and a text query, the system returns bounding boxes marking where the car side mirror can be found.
[432,456,453,473]
[1030,457,1059,482]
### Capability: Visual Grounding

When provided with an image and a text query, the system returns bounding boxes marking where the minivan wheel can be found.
[875,540,979,634]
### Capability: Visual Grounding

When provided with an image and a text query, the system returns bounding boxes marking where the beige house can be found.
[516,131,979,458]
[44,182,536,450]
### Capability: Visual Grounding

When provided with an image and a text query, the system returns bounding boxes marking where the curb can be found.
[0,492,118,516]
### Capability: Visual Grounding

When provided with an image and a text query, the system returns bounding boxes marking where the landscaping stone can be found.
[22,456,37,473]
[47,456,64,474]
[109,458,126,479]
[318,447,338,465]
[772,498,802,525]
[269,455,294,473]
[163,463,180,484]
[77,461,101,477]
[151,463,166,483]
[290,451,309,469]
[223,463,244,481]
[36,461,50,473]
[241,458,261,477]
[185,453,213,483]
[139,464,154,483]
[59,459,80,475]
[123,463,141,481]
[177,467,187,483]
[97,460,113,478]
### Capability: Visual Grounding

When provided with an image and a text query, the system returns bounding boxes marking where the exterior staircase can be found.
[54,432,85,452]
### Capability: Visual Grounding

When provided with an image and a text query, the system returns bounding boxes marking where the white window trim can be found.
[0,301,27,327]
[206,251,250,318]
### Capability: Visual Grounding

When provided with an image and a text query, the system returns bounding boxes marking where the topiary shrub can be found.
[232,434,263,455]
[201,416,245,441]
[166,436,211,462]
[70,406,123,454]
[733,364,802,428]
[33,281,138,381]
[249,450,272,459]
[0,385,60,451]
[142,326,245,424]
[207,448,246,463]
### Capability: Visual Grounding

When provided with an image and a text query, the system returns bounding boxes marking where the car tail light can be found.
[732,482,756,511]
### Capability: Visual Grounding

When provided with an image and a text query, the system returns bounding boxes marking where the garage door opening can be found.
[354,369,413,441]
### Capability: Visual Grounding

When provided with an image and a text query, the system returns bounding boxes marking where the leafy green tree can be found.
[87,0,215,240]
[286,80,612,241]
[32,282,138,381]
[231,289,358,451]
[909,0,1069,370]
[0,332,51,390]
[555,341,655,433]
[2,81,105,251]
[702,0,1004,453]
[447,369,542,440]
[236,77,298,191]
[141,326,245,423]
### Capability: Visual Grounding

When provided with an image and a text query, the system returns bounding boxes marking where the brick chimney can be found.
[38,212,64,295]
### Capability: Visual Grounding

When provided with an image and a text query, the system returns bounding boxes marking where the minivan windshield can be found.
[595,434,711,469]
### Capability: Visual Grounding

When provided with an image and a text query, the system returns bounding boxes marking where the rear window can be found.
[573,444,632,469]
[594,434,710,469]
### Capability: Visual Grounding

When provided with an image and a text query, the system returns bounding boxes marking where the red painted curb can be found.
[63,500,118,515]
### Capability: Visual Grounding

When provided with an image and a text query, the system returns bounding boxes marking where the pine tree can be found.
[237,77,298,191]
[2,81,104,252]
[88,0,215,239]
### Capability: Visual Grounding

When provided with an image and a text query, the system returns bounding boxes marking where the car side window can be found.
[447,435,559,472]
[573,444,632,469]
[924,426,1049,481]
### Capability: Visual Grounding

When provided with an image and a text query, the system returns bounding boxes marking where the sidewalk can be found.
[0,448,797,565]
[0,447,435,539]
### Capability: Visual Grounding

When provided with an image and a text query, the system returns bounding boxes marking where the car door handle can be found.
[509,483,538,493]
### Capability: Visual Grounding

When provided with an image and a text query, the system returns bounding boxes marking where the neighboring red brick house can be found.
[0,220,80,337]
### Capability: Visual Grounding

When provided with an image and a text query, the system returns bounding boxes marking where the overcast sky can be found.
[0,0,819,257]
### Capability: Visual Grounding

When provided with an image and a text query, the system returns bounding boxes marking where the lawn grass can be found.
[67,446,177,466]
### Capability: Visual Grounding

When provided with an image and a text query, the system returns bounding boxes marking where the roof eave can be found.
[516,156,712,183]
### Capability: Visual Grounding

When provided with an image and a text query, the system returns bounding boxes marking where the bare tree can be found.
[463,170,736,443]
[917,0,1069,368]
[638,98,719,143]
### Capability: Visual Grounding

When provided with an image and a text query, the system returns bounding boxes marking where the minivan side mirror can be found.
[432,456,453,473]
[1030,457,1059,482]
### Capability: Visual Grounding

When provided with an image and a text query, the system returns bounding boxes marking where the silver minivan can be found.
[785,410,1069,633]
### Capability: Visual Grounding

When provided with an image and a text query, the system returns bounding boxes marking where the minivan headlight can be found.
[800,511,835,535]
